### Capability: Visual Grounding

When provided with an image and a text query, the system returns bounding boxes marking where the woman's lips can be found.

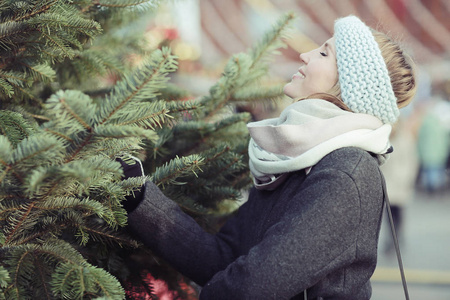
[292,72,305,79]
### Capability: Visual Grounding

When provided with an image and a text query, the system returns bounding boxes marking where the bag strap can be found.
[303,173,409,300]
[380,174,410,300]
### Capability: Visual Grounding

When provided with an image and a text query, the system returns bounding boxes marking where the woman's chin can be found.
[282,84,295,99]
[283,87,304,100]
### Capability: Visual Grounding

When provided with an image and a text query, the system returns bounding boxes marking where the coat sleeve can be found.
[128,167,370,299]
[126,181,245,286]
[199,169,365,300]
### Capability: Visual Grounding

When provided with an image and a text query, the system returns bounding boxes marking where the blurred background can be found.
[139,0,450,298]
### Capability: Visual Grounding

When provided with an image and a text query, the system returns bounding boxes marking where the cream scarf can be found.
[248,99,392,190]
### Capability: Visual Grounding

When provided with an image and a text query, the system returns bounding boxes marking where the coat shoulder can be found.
[315,147,380,177]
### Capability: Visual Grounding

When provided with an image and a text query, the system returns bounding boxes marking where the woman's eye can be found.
[320,51,327,57]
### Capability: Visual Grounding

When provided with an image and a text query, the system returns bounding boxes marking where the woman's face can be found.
[283,37,338,100]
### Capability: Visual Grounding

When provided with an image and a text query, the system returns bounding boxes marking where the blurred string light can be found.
[173,41,201,61]
[143,29,164,50]
[245,0,275,12]
[143,27,201,61]
[151,1,201,61]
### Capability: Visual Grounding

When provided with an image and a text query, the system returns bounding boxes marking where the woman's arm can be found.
[126,149,383,299]
[198,169,365,299]
[126,181,242,286]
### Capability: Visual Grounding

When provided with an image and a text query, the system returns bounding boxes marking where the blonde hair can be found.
[306,30,417,113]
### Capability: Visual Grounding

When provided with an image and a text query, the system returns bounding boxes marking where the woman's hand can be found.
[117,156,145,212]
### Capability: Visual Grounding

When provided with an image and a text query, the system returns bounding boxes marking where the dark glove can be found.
[117,157,145,213]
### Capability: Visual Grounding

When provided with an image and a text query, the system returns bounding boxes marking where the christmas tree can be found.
[0,1,295,298]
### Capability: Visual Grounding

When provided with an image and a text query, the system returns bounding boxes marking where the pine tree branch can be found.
[0,72,28,86]
[165,100,200,115]
[12,138,63,168]
[153,155,205,187]
[81,225,138,247]
[0,133,56,185]
[8,277,19,299]
[201,12,295,120]
[0,266,11,297]
[59,97,91,130]
[230,170,252,189]
[63,50,124,82]
[231,84,284,103]
[39,47,62,63]
[0,111,35,151]
[37,28,73,59]
[96,0,160,9]
[99,49,177,125]
[175,112,251,156]
[103,201,123,230]
[4,223,63,246]
[32,253,52,300]
[43,128,74,142]
[65,133,93,163]
[216,154,241,178]
[0,3,296,298]
[0,172,29,197]
[27,113,50,122]
[203,145,231,165]
[7,121,28,138]
[0,165,11,184]
[4,202,36,245]
[249,12,295,69]
[105,100,173,131]
[35,197,105,214]
[11,1,59,23]
[5,217,134,247]
[0,21,28,47]
[51,261,125,299]
[6,176,68,244]
[0,205,24,222]
[80,0,159,12]
[113,108,171,128]
[19,62,56,83]
[4,241,98,298]
[0,78,14,97]
[5,83,38,104]
[34,13,100,38]
[202,148,244,176]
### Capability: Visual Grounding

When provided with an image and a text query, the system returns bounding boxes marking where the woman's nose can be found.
[299,52,308,64]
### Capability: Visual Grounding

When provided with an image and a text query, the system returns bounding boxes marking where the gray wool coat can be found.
[127,147,385,299]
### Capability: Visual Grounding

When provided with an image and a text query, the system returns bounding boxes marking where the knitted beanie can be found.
[334,16,399,124]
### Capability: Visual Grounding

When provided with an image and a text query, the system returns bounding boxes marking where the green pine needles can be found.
[0,46,179,299]
[0,111,36,147]
[0,1,296,298]
[150,12,296,212]
[0,0,101,104]
[0,0,161,107]
[199,12,295,119]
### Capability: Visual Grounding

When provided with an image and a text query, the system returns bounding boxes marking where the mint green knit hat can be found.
[334,16,399,124]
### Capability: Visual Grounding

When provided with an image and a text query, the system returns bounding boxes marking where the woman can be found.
[123,16,416,299]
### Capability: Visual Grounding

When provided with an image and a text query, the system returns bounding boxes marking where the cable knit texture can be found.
[334,16,399,124]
